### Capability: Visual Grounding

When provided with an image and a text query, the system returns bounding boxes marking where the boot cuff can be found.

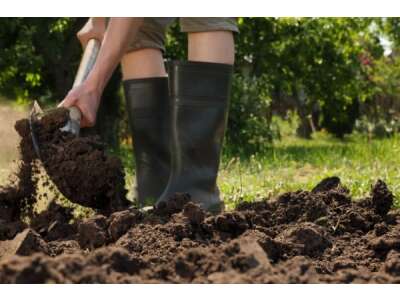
[168,61,233,101]
[123,77,169,109]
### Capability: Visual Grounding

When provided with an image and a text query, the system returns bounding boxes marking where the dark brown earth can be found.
[1,178,400,283]
[0,109,400,283]
[2,108,128,212]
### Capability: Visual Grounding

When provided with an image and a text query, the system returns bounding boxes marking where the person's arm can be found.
[77,17,107,48]
[60,17,143,127]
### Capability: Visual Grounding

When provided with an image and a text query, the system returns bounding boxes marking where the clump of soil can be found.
[0,175,400,283]
[29,108,128,209]
[0,117,38,223]
[0,107,129,213]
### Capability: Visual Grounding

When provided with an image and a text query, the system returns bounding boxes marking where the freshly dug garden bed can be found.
[0,178,400,283]
[0,109,400,283]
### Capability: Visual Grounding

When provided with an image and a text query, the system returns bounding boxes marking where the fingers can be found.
[81,118,93,128]
[59,83,99,128]
[79,107,95,128]
[58,90,77,108]
[58,91,93,127]
[74,102,96,128]
[77,27,92,49]
[58,101,95,128]
[77,33,88,49]
[77,18,106,49]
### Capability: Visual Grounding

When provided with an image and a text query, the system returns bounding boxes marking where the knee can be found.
[121,48,167,80]
[188,31,235,65]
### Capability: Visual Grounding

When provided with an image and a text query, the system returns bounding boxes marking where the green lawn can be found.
[120,132,400,209]
[218,132,400,209]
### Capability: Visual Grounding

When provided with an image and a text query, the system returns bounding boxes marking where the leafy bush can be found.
[355,116,400,139]
[354,53,400,139]
[225,74,279,155]
[320,97,360,138]
[233,18,384,139]
[0,18,85,103]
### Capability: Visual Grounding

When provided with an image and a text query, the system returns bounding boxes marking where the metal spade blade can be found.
[29,101,43,160]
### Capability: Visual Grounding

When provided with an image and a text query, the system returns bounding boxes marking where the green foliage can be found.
[164,21,187,61]
[369,54,400,98]
[355,115,400,139]
[320,97,360,138]
[353,45,400,139]
[0,17,85,103]
[235,18,384,139]
[225,74,279,155]
[382,18,400,48]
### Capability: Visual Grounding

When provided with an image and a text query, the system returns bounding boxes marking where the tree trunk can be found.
[294,83,313,139]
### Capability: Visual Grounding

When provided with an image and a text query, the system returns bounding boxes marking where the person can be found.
[60,17,238,212]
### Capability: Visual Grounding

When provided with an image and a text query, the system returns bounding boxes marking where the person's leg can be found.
[121,48,166,80]
[184,17,237,64]
[187,31,235,65]
[122,18,174,207]
[157,18,237,212]
[121,17,174,79]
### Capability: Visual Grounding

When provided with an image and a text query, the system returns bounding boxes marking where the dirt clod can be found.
[0,229,48,261]
[183,202,205,225]
[276,222,332,257]
[108,210,142,241]
[78,215,108,249]
[371,180,393,216]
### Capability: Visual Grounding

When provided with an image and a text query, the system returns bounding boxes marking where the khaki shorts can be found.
[127,17,238,53]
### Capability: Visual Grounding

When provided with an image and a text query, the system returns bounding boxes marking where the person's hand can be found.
[58,80,102,128]
[77,17,106,48]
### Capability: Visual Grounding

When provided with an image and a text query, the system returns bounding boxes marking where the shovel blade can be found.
[29,101,43,160]
[32,100,44,115]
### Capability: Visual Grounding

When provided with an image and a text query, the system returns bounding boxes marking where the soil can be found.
[1,174,400,283]
[0,109,400,283]
[1,108,128,213]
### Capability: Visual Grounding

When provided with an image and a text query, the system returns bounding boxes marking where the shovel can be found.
[29,39,101,159]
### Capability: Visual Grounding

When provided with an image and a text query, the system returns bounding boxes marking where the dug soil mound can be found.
[1,109,400,283]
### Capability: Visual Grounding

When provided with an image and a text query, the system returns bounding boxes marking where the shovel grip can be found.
[70,38,101,123]
[68,106,82,124]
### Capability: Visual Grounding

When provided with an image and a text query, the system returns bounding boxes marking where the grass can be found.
[219,132,400,209]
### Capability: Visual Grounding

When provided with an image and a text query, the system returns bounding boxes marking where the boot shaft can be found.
[123,77,171,206]
[168,60,233,176]
[168,61,233,105]
[157,61,233,211]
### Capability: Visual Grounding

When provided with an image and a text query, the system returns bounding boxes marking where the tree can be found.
[235,18,384,139]
[0,18,85,102]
